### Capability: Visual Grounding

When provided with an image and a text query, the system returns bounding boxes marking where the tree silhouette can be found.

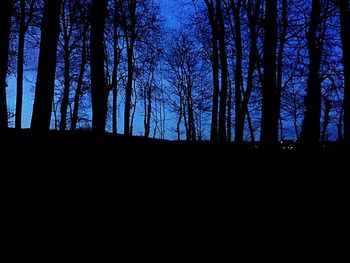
[0,0,13,131]
[339,0,350,143]
[15,0,36,130]
[31,0,62,132]
[90,0,108,133]
[0,0,348,151]
[261,0,278,143]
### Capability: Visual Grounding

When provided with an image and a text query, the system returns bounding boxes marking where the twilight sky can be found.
[157,0,182,28]
[6,0,187,134]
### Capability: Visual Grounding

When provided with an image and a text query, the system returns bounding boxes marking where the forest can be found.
[0,0,349,150]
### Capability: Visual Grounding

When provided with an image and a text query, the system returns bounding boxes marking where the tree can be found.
[90,0,108,133]
[164,29,209,141]
[119,0,137,136]
[204,0,229,142]
[227,0,244,142]
[0,0,13,130]
[231,0,261,142]
[31,0,62,132]
[204,0,220,142]
[339,0,350,143]
[276,0,288,141]
[260,0,278,143]
[70,1,90,131]
[58,0,82,131]
[15,0,36,130]
[111,0,122,134]
[300,0,328,143]
[216,0,229,142]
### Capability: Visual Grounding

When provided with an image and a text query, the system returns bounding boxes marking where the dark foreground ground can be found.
[1,128,349,251]
[1,128,350,150]
[1,129,349,219]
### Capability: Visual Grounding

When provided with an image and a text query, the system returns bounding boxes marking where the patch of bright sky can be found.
[157,0,181,29]
[7,0,186,131]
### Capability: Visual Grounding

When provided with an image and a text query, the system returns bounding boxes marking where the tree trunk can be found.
[0,0,13,130]
[247,108,255,142]
[276,0,288,141]
[177,103,182,141]
[130,88,137,135]
[112,3,119,134]
[292,92,300,140]
[124,1,136,136]
[205,0,220,142]
[71,28,87,131]
[337,103,344,142]
[227,77,232,142]
[260,0,278,143]
[60,43,71,131]
[90,0,107,133]
[217,0,229,142]
[231,0,244,142]
[15,0,26,130]
[31,0,62,132]
[235,0,260,142]
[340,0,350,143]
[300,0,324,143]
[321,99,331,142]
[145,84,152,139]
[187,88,196,141]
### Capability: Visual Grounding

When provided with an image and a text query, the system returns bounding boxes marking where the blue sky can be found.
[157,0,181,28]
[6,0,184,136]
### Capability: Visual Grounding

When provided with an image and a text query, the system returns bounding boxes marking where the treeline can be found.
[0,0,349,144]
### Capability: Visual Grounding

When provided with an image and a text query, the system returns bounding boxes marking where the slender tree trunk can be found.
[52,100,58,130]
[276,0,288,141]
[71,30,87,131]
[130,86,137,135]
[247,108,255,142]
[279,118,284,141]
[31,0,62,132]
[261,0,278,143]
[340,0,350,143]
[293,92,299,140]
[112,78,118,134]
[217,0,229,142]
[124,42,135,136]
[321,99,331,142]
[60,43,71,131]
[0,0,13,130]
[235,0,260,142]
[338,103,344,142]
[15,0,26,130]
[112,3,119,134]
[177,103,182,141]
[231,0,244,142]
[60,1,74,131]
[300,0,324,143]
[210,38,220,142]
[16,32,25,130]
[227,77,232,142]
[145,85,152,139]
[187,90,196,141]
[124,1,136,136]
[205,1,220,142]
[90,0,107,133]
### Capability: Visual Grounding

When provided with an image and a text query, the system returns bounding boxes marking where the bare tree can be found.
[300,0,329,143]
[0,0,14,130]
[15,0,36,130]
[339,0,350,143]
[31,0,62,132]
[90,0,108,133]
[260,0,278,143]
